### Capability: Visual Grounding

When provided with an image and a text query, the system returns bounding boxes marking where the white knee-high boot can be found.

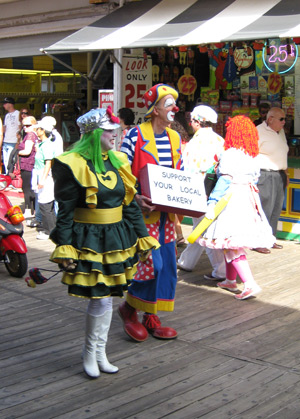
[96,309,119,374]
[83,313,101,378]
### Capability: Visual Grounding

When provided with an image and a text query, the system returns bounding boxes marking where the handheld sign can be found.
[187,192,232,244]
[140,164,207,218]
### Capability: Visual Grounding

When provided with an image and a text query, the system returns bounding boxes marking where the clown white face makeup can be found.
[155,94,178,124]
[164,97,177,122]
[101,129,117,151]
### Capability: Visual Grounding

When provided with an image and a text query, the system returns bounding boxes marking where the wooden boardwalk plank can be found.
[1,194,300,418]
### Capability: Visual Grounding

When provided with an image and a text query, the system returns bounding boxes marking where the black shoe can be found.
[28,219,39,228]
[272,243,283,249]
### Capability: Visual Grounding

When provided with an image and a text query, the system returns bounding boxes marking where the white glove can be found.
[205,204,216,220]
[61,259,77,271]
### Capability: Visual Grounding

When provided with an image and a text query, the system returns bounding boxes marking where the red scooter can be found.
[0,175,28,277]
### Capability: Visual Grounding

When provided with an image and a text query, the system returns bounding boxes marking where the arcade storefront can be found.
[32,0,300,239]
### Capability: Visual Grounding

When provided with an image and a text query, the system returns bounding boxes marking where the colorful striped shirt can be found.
[121,126,184,170]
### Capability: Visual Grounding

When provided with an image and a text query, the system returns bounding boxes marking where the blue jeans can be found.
[2,142,15,174]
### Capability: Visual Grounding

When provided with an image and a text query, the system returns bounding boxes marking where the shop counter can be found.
[277,158,300,241]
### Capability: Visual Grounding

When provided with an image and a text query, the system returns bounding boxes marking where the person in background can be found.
[117,107,135,151]
[19,108,30,123]
[253,107,289,254]
[32,119,56,240]
[177,105,226,281]
[41,116,64,156]
[120,83,183,342]
[18,116,39,222]
[49,107,158,378]
[254,103,270,127]
[1,97,20,174]
[19,108,31,138]
[197,115,275,300]
[7,130,22,187]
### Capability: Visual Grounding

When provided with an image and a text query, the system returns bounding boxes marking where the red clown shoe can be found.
[142,314,178,340]
[118,301,148,342]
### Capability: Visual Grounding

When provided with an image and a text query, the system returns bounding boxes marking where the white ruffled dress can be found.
[198,148,275,252]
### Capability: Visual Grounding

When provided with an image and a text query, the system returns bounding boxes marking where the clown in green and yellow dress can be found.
[50,151,158,298]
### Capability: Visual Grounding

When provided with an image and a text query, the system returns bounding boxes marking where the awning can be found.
[44,0,300,54]
[0,15,103,59]
[0,32,74,59]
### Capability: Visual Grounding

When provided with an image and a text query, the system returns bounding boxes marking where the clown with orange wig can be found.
[197,115,275,300]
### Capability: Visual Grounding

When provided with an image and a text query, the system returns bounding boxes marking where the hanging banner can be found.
[122,55,152,126]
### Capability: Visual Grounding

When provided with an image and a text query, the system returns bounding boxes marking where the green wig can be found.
[64,128,124,174]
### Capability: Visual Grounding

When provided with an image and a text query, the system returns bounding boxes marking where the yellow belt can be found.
[73,206,122,224]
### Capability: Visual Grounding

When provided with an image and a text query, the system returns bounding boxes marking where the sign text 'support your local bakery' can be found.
[140,164,207,218]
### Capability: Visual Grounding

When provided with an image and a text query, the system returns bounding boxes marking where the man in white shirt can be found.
[177,105,226,280]
[1,97,20,174]
[254,107,289,254]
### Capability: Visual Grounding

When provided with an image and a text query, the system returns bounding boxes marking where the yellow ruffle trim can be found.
[55,153,99,208]
[50,245,79,263]
[137,236,160,252]
[50,236,159,266]
[50,243,140,265]
[126,293,174,314]
[62,265,137,288]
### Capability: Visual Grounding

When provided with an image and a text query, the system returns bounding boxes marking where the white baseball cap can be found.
[191,105,218,124]
[42,116,57,130]
[34,120,54,132]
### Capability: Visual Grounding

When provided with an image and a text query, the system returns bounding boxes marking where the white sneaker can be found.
[234,285,262,300]
[23,209,34,219]
[176,262,192,272]
[36,232,49,240]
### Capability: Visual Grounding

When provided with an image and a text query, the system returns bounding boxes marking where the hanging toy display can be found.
[152,64,160,82]
[177,67,197,101]
[198,45,208,53]
[173,48,179,61]
[172,66,180,83]
[233,45,254,75]
[188,47,195,65]
[179,46,188,65]
[158,47,166,63]
[168,48,174,64]
[163,65,170,83]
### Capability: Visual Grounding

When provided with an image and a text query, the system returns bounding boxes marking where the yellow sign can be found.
[268,72,282,94]
[178,68,197,98]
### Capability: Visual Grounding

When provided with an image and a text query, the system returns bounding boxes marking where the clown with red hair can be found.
[197,115,275,300]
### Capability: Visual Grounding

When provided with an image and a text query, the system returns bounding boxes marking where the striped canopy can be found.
[44,0,300,53]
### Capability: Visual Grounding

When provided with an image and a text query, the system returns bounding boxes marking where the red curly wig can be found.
[224,115,259,157]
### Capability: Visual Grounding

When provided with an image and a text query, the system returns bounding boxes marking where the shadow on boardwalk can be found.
[1,192,300,418]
